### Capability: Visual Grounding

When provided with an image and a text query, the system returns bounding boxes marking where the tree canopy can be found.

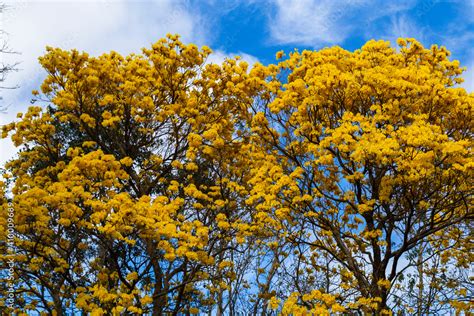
[1,35,473,315]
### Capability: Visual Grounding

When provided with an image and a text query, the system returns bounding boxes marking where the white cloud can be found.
[269,0,354,46]
[378,14,426,46]
[268,0,417,47]
[206,50,259,66]
[0,0,209,166]
[463,59,474,93]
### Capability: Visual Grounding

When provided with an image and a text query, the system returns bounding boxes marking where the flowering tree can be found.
[0,35,266,315]
[1,36,472,315]
[247,39,473,314]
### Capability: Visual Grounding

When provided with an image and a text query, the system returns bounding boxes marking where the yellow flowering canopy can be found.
[247,38,473,314]
[1,36,472,315]
[0,35,267,315]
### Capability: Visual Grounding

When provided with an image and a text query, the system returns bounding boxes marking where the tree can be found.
[0,34,266,315]
[247,39,473,314]
[0,36,472,315]
[0,3,19,111]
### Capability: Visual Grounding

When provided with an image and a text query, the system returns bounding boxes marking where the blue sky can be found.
[1,0,473,164]
[202,0,474,67]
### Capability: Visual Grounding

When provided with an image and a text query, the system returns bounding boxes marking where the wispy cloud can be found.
[267,0,418,47]
[207,49,259,67]
[269,0,361,46]
[374,14,427,45]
